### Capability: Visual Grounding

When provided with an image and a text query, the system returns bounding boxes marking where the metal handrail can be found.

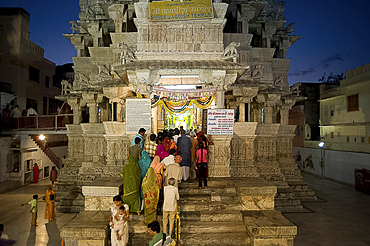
[1,114,73,130]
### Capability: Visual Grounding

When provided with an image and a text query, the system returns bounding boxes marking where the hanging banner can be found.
[153,87,216,100]
[207,109,234,135]
[150,0,213,21]
[126,99,151,134]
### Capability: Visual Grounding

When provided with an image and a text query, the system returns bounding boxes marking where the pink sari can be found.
[150,156,164,189]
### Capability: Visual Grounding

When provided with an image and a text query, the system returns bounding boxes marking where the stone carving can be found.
[223,42,240,61]
[274,76,286,87]
[251,65,263,78]
[76,73,91,86]
[61,80,73,95]
[283,23,295,34]
[97,63,111,76]
[69,21,82,34]
[119,43,136,64]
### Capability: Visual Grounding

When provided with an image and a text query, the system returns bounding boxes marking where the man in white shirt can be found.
[162,178,179,236]
[0,224,9,239]
[27,107,38,116]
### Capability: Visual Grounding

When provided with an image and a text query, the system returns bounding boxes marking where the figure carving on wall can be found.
[283,22,295,34]
[61,80,73,95]
[97,63,111,76]
[69,21,80,34]
[274,76,286,87]
[222,42,240,61]
[119,43,136,64]
[251,65,263,78]
[76,73,91,86]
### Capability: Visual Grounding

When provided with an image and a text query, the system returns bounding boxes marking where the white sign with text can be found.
[207,109,234,135]
[126,99,151,134]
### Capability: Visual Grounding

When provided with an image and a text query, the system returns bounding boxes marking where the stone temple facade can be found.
[56,0,316,245]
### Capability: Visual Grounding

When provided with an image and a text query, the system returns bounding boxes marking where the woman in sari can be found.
[155,137,169,161]
[121,156,142,214]
[163,136,171,154]
[33,163,40,183]
[151,156,164,190]
[45,184,56,222]
[141,166,160,225]
[138,151,152,200]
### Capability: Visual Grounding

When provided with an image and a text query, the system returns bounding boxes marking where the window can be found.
[361,137,364,143]
[347,136,349,142]
[45,76,50,88]
[297,125,301,135]
[331,132,334,138]
[29,65,40,83]
[337,132,340,137]
[347,94,359,112]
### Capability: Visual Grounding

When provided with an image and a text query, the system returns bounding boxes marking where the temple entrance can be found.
[150,78,216,132]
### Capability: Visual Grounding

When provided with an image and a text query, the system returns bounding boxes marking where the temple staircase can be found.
[30,135,61,168]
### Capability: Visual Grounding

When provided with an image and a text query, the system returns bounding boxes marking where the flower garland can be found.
[151,94,215,114]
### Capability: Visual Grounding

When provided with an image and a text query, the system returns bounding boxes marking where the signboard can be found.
[126,99,151,134]
[207,109,234,135]
[150,0,213,22]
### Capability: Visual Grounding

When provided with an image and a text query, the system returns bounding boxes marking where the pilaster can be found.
[208,135,233,177]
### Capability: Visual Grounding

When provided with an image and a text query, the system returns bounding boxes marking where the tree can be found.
[318,72,344,84]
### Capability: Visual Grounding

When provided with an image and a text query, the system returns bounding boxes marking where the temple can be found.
[57,0,316,245]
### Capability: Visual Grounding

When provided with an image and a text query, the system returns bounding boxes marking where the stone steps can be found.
[181,210,243,222]
[180,232,251,246]
[55,181,85,213]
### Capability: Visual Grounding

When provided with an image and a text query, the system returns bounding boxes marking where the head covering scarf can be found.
[197,131,205,142]
[121,156,142,213]
[138,151,152,200]
[141,167,159,224]
[150,156,164,189]
[163,136,171,153]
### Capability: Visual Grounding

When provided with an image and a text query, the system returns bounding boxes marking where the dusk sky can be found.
[2,0,370,86]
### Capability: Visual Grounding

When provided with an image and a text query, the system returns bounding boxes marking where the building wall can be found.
[293,146,370,186]
[289,105,304,147]
[320,64,370,153]
[0,8,61,115]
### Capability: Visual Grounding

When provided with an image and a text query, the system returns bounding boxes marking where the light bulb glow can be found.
[39,134,45,141]
[319,142,325,148]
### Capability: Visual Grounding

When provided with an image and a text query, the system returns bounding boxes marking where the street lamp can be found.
[319,141,325,176]
[38,134,45,141]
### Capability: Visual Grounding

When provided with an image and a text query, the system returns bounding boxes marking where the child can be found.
[114,206,128,242]
[195,142,208,188]
[22,194,38,226]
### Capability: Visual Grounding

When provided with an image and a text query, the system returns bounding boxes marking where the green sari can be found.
[142,167,160,224]
[121,156,142,213]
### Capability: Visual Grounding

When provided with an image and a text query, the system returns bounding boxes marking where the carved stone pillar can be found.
[103,122,130,177]
[82,93,103,124]
[79,123,107,181]
[257,94,281,124]
[254,124,288,188]
[240,4,255,34]
[108,4,126,33]
[280,98,296,125]
[216,90,225,109]
[67,97,83,125]
[230,122,259,177]
[208,135,233,177]
[239,102,245,122]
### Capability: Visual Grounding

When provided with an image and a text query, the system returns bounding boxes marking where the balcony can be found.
[1,114,73,131]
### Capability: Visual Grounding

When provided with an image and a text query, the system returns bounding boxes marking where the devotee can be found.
[131,128,146,149]
[147,221,175,246]
[177,130,192,181]
[172,128,180,144]
[162,178,179,237]
[121,156,142,215]
[138,151,152,202]
[110,196,129,246]
[128,137,142,160]
[45,185,56,222]
[163,150,182,187]
[142,165,160,225]
[50,166,58,185]
[21,194,38,226]
[11,105,22,118]
[196,142,208,189]
[144,133,157,161]
[189,131,198,179]
[0,224,9,239]
[26,107,38,116]
[32,163,40,183]
[113,206,129,245]
[155,136,169,161]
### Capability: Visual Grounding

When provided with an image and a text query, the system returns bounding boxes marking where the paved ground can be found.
[284,172,370,246]
[0,172,369,245]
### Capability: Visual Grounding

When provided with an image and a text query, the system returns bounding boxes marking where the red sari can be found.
[33,165,40,183]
